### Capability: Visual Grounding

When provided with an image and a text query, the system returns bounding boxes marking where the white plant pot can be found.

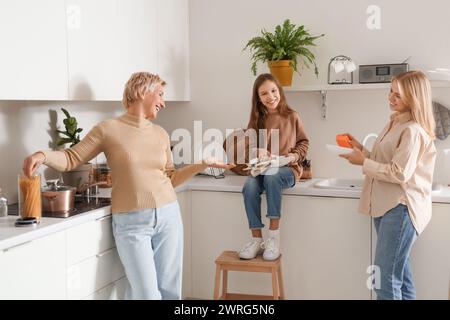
[61,163,92,191]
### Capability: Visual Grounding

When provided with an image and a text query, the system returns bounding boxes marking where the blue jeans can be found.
[373,204,418,300]
[242,166,295,229]
[112,201,183,300]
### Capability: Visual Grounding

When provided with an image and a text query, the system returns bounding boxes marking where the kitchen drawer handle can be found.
[96,215,112,222]
[96,247,115,258]
[3,240,33,252]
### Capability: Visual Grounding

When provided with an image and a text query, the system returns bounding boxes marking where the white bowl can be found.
[326,144,353,156]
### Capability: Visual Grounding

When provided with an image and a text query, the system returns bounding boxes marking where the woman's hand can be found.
[339,148,365,166]
[340,133,363,151]
[22,152,46,177]
[202,158,236,170]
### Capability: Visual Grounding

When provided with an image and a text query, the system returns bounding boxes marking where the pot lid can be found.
[42,180,76,192]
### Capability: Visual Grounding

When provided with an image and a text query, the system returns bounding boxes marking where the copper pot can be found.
[41,182,76,213]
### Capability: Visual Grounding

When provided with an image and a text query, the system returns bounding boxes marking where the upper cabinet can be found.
[0,0,69,100]
[66,0,159,101]
[157,0,190,101]
[0,0,190,101]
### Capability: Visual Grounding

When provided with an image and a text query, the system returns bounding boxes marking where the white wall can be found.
[2,0,450,201]
[156,0,450,180]
[0,101,124,201]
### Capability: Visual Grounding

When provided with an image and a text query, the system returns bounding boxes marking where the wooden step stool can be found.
[213,250,285,300]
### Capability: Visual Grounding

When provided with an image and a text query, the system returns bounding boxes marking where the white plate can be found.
[270,155,291,168]
[326,144,353,156]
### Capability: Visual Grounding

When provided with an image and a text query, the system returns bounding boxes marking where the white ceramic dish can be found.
[326,144,353,156]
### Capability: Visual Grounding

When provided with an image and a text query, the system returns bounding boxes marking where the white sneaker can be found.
[262,237,280,260]
[239,238,264,259]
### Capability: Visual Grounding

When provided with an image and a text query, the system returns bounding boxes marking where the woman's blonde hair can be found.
[393,70,435,139]
[122,72,166,108]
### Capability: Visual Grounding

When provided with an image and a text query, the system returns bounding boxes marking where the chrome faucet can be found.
[362,133,378,148]
[77,181,108,196]
[0,188,7,217]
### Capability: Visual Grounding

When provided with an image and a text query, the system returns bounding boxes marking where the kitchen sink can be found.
[314,178,363,191]
[314,178,444,193]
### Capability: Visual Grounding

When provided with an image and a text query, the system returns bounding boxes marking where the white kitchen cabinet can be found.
[66,212,125,299]
[0,0,189,101]
[83,276,127,300]
[177,190,192,298]
[0,0,68,100]
[67,246,125,299]
[66,214,115,265]
[156,0,190,101]
[282,195,371,299]
[0,231,66,299]
[410,203,450,299]
[190,191,372,299]
[66,0,158,101]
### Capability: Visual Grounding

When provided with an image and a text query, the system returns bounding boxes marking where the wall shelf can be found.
[285,81,450,92]
[285,81,450,119]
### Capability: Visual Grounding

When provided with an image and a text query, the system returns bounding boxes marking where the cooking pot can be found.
[41,180,76,213]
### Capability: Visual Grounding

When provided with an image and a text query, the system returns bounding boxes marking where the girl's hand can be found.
[256,148,271,159]
[286,153,297,164]
[202,158,236,170]
[339,148,365,166]
[340,133,363,151]
[23,152,46,177]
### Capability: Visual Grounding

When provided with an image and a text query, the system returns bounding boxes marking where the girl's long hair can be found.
[393,70,435,139]
[247,73,294,130]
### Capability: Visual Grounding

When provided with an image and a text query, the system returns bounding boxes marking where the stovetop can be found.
[8,196,111,218]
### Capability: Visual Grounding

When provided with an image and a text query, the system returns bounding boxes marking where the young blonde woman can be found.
[239,73,309,261]
[340,71,436,300]
[22,72,233,300]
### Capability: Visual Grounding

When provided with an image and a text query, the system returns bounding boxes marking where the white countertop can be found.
[184,174,450,203]
[2,174,450,251]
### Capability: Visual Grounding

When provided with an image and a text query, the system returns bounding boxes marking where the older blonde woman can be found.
[23,72,233,300]
[340,71,436,300]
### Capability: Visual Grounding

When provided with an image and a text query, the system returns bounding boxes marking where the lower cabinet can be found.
[0,231,66,299]
[66,213,125,300]
[190,191,372,299]
[410,203,450,299]
[67,247,125,299]
[83,276,128,300]
[177,190,193,299]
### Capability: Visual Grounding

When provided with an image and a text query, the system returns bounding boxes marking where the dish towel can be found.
[433,101,450,140]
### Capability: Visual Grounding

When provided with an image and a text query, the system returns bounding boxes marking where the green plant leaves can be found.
[57,108,83,147]
[243,19,325,76]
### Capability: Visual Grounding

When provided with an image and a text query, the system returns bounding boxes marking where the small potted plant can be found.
[243,19,325,86]
[57,108,92,190]
[57,108,83,147]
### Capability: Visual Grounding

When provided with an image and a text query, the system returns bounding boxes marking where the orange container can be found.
[336,134,352,148]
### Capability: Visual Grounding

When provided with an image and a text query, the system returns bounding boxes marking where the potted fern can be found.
[243,19,325,86]
[57,108,92,191]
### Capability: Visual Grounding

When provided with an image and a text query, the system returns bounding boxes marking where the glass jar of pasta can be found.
[18,174,42,222]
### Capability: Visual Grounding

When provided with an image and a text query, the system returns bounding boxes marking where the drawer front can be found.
[0,232,66,299]
[67,215,115,265]
[67,247,125,299]
[83,276,127,300]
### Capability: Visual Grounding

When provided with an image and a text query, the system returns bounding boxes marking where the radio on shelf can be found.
[359,63,409,83]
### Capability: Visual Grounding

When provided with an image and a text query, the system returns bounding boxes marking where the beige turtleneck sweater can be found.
[42,113,207,214]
